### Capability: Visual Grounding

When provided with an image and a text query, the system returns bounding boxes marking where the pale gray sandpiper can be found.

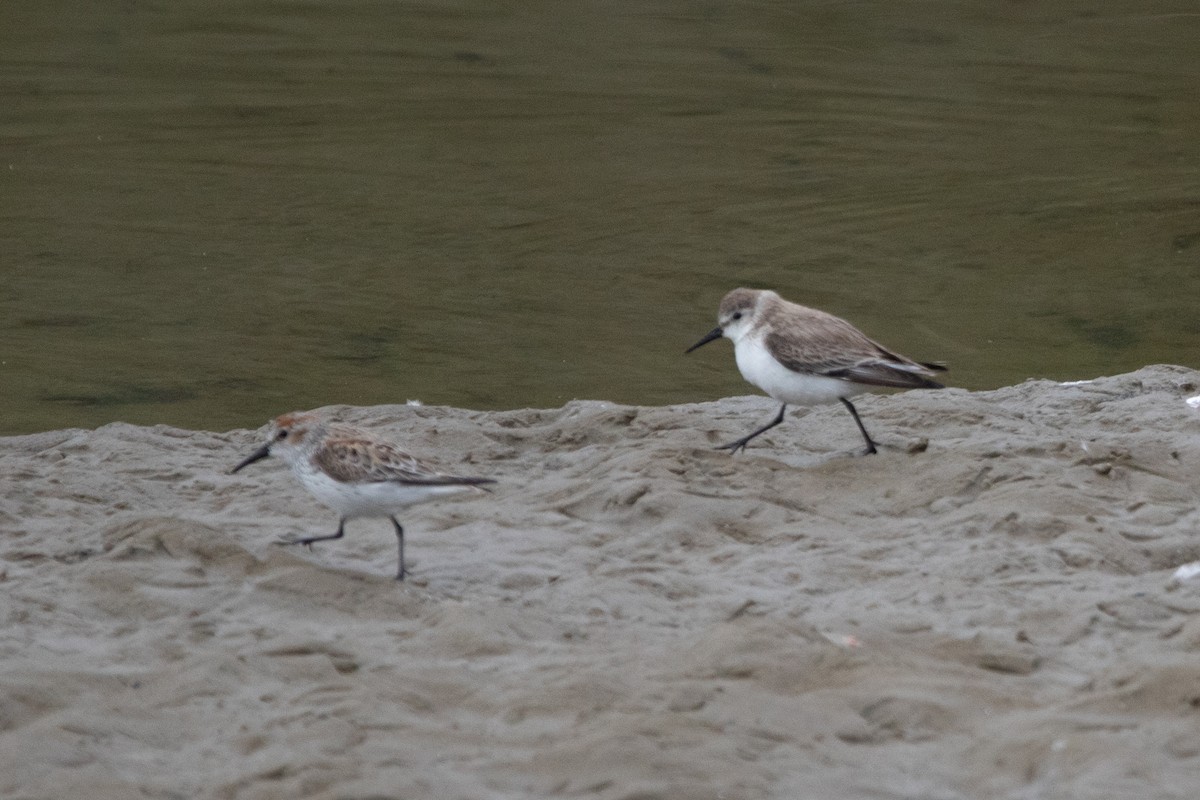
[686,288,946,454]
[231,411,494,580]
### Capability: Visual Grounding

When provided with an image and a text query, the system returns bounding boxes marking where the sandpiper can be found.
[687,288,946,454]
[231,411,494,580]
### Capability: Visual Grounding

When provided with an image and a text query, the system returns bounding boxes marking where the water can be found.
[3,1,1198,435]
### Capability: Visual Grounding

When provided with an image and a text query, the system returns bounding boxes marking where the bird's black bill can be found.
[230,444,271,474]
[685,326,724,354]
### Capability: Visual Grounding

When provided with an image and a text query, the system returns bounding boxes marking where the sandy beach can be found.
[3,364,1200,799]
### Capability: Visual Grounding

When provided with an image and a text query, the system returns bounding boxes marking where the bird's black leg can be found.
[717,403,788,454]
[840,398,878,455]
[392,518,406,581]
[278,519,346,549]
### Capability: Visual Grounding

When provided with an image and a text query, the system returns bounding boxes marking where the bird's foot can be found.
[276,534,317,550]
[714,437,752,454]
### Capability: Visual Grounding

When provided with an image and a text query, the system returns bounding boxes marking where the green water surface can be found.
[2,1,1198,434]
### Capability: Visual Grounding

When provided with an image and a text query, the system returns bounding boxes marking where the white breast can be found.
[733,336,865,406]
[291,461,470,518]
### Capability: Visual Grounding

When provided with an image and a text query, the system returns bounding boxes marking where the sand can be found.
[3,364,1200,800]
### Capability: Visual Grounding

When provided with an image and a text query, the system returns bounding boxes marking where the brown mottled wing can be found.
[764,316,945,390]
[314,437,495,486]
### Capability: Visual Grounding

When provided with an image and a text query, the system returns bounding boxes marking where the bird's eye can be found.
[277,429,289,440]
[732,312,743,320]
